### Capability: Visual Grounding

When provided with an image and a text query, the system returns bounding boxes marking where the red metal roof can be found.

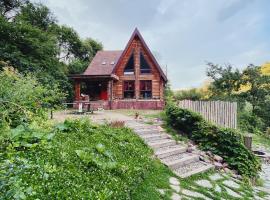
[83,50,122,75]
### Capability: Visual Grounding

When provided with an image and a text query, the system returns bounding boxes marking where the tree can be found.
[240,64,270,113]
[239,65,270,129]
[261,62,270,75]
[51,25,102,73]
[15,2,56,31]
[0,0,27,19]
[206,62,270,132]
[206,62,241,100]
[0,1,103,100]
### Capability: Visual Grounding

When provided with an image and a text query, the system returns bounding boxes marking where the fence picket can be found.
[178,100,237,129]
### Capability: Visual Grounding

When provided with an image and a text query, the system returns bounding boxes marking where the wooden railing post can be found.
[243,134,252,150]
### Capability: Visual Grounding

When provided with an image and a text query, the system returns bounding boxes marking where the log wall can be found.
[113,37,163,100]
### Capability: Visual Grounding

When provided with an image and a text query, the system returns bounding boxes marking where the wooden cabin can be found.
[70,28,167,110]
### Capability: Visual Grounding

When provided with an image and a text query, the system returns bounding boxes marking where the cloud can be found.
[33,0,270,89]
[217,0,253,22]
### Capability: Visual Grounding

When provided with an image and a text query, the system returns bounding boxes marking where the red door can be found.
[100,89,108,100]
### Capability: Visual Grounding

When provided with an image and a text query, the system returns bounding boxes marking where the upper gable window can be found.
[124,52,135,75]
[140,52,151,74]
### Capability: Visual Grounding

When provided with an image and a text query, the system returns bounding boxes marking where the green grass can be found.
[0,118,172,200]
[252,133,270,149]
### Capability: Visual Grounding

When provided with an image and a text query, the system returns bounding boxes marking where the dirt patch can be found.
[53,109,134,124]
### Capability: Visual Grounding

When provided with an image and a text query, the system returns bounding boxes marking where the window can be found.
[140,80,152,99]
[140,52,151,74]
[124,81,135,98]
[124,52,135,75]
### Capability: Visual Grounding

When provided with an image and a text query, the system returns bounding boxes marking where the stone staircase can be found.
[126,121,213,178]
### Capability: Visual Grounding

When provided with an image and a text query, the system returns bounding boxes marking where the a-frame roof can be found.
[112,28,167,81]
[82,28,167,82]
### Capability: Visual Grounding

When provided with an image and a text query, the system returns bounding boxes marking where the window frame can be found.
[124,51,135,75]
[140,80,152,99]
[140,51,151,74]
[123,80,135,99]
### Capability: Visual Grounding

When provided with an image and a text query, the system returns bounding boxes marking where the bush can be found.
[0,67,65,127]
[266,127,270,138]
[165,103,261,178]
[238,110,265,134]
[174,88,204,101]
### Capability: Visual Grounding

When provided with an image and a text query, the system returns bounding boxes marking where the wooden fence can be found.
[178,100,237,129]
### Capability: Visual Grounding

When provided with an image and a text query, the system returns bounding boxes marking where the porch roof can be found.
[69,74,119,81]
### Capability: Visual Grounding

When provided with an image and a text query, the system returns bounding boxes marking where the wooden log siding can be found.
[178,100,237,129]
[113,38,162,100]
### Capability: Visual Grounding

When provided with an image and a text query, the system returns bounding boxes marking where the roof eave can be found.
[68,74,119,80]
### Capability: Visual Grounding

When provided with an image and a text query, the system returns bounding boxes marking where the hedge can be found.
[165,103,261,178]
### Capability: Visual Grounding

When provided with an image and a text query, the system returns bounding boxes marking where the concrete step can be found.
[148,139,176,149]
[155,145,187,159]
[128,122,213,179]
[133,129,160,133]
[143,134,171,142]
[135,129,161,133]
[162,154,200,169]
[173,161,214,178]
[136,130,160,136]
[128,125,157,129]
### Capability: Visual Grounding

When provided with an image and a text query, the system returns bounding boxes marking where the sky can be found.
[34,0,270,89]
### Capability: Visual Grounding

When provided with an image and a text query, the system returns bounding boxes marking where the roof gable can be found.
[82,28,167,81]
[113,28,167,81]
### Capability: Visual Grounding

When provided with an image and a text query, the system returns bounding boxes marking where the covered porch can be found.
[70,74,118,110]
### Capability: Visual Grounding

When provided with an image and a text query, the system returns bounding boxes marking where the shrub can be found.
[266,127,270,138]
[174,88,204,101]
[238,110,265,134]
[165,103,261,178]
[0,67,65,127]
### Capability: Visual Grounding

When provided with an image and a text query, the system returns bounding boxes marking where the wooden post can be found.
[135,42,140,100]
[244,134,252,150]
[75,81,81,101]
[50,109,53,119]
[108,80,112,110]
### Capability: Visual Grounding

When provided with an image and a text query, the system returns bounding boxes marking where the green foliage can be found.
[174,88,204,101]
[266,127,270,138]
[206,62,270,133]
[68,59,89,74]
[15,2,56,31]
[240,65,270,113]
[0,118,171,199]
[164,82,174,103]
[0,0,27,18]
[0,67,65,127]
[238,110,264,134]
[206,62,241,100]
[75,144,118,171]
[165,103,261,178]
[255,95,270,129]
[0,1,103,100]
[0,121,54,151]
